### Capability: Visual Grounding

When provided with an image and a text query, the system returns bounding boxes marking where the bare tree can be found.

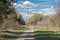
[53,0,60,27]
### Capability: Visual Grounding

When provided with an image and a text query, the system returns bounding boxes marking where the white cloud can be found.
[13,3,17,6]
[31,6,56,15]
[26,13,33,17]
[20,12,33,18]
[19,12,33,21]
[37,6,56,15]
[22,1,37,8]
[13,3,19,8]
[13,1,36,8]
[23,1,34,6]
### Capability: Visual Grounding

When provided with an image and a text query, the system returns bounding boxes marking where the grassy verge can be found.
[34,31,60,40]
[0,30,25,40]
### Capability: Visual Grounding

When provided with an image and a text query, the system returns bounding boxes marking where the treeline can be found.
[0,0,25,30]
[29,12,60,27]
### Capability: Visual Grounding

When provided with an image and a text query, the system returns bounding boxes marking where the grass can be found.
[34,26,60,40]
[35,31,60,40]
[0,30,25,40]
[34,26,60,31]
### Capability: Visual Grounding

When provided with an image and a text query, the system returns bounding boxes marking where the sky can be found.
[13,0,60,20]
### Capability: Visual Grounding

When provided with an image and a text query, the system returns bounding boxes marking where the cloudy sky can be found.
[13,0,60,20]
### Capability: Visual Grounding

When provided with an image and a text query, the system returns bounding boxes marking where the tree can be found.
[0,0,25,30]
[16,13,25,25]
[29,13,43,25]
[54,11,60,27]
[52,4,60,27]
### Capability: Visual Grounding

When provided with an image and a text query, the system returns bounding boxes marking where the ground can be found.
[15,28,35,40]
[0,26,60,40]
[11,26,35,40]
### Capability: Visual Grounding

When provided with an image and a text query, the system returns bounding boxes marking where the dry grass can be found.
[34,25,60,40]
[34,25,60,31]
[0,30,25,40]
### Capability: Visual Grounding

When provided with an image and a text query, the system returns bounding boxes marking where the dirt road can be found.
[14,27,35,40]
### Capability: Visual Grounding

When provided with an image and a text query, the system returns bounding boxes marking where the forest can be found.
[0,0,60,40]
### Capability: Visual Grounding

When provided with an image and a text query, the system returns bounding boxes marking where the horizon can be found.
[13,0,59,20]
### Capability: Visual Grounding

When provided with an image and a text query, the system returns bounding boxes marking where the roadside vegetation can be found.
[0,0,25,30]
[0,0,60,40]
[35,31,60,40]
[0,30,25,40]
[0,0,26,40]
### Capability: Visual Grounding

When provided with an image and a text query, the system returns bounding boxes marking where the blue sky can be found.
[13,0,60,20]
